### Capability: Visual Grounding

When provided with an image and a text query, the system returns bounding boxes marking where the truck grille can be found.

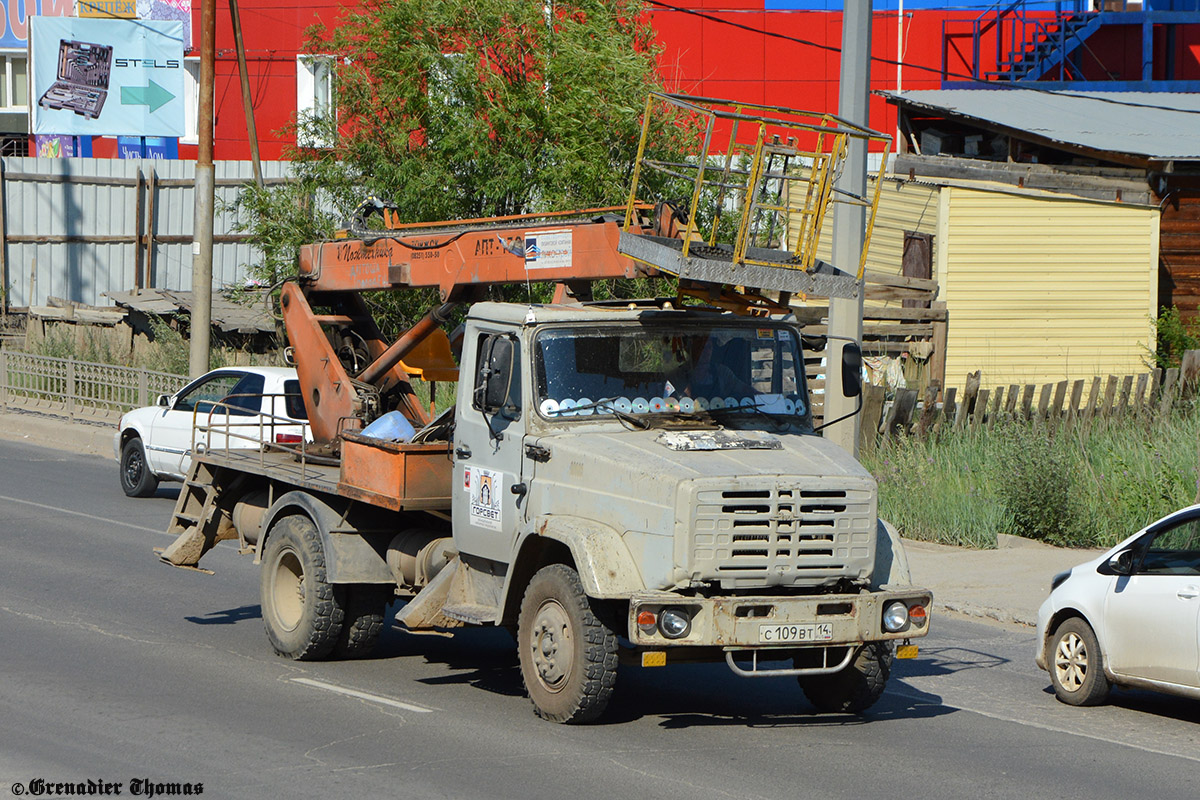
[686,481,875,589]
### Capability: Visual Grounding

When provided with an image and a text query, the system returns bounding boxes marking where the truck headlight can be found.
[658,607,692,639]
[882,601,909,632]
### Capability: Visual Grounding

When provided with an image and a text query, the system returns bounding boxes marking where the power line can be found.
[646,0,1200,115]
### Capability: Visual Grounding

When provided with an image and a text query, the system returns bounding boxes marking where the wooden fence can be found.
[861,349,1200,453]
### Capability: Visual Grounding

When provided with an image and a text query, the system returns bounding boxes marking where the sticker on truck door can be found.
[469,467,503,531]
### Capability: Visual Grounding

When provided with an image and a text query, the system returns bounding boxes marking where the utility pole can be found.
[824,0,871,456]
[189,0,216,378]
[230,0,264,189]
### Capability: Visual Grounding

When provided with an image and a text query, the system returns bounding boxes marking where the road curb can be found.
[0,408,115,458]
[936,600,1037,629]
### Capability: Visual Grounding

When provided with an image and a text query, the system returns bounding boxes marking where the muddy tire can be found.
[800,642,893,714]
[332,585,393,659]
[1048,617,1111,706]
[260,515,344,660]
[120,437,159,498]
[517,564,618,724]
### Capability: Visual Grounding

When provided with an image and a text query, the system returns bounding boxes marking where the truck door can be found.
[452,329,526,564]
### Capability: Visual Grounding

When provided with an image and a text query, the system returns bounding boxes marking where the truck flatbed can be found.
[197,433,453,513]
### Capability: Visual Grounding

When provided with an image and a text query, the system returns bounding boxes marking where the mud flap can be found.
[158,520,236,569]
[394,557,464,631]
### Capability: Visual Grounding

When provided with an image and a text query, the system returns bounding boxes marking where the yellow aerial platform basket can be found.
[620,92,891,305]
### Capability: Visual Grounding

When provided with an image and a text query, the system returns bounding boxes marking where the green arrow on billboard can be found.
[120,80,175,113]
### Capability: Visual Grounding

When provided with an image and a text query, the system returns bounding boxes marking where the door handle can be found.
[1178,586,1199,600]
[455,445,472,460]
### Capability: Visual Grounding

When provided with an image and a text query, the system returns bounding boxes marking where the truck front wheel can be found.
[260,515,344,660]
[517,564,618,724]
[799,642,893,714]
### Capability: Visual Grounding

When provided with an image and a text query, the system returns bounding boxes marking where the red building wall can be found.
[166,2,959,161]
[82,2,1185,161]
[651,5,955,147]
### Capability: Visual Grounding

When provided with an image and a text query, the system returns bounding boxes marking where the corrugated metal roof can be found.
[106,288,276,334]
[880,89,1200,162]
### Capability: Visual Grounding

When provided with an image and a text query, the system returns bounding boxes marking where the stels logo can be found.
[115,58,181,69]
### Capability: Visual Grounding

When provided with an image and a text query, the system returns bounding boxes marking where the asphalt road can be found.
[1,439,1197,799]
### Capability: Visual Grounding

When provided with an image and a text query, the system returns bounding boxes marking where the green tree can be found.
[237,0,697,310]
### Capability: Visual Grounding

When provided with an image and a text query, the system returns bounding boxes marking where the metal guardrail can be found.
[0,350,187,420]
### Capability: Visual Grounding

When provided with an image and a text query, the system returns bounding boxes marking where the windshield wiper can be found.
[544,397,652,430]
[707,401,804,431]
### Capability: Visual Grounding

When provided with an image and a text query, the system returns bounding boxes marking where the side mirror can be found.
[1101,549,1135,576]
[156,394,170,408]
[475,335,516,413]
[841,342,862,399]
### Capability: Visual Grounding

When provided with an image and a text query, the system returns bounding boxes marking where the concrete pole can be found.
[189,0,216,378]
[824,0,871,456]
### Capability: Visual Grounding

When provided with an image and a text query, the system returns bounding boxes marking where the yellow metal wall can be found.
[939,186,1158,388]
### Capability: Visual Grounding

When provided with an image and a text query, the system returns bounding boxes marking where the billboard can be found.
[30,16,184,137]
[0,0,74,50]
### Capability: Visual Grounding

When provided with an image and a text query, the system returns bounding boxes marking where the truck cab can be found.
[440,301,929,722]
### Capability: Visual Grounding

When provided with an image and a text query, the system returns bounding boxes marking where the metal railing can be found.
[192,394,318,479]
[0,351,187,421]
[942,0,1119,84]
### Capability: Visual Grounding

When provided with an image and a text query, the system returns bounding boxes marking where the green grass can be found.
[863,406,1200,550]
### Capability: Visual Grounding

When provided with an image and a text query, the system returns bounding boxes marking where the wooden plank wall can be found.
[1159,190,1200,319]
[860,350,1200,452]
[802,271,946,422]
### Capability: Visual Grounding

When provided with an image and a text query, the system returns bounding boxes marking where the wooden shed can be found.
[792,173,1158,389]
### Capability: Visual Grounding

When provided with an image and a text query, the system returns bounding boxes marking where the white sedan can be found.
[1036,504,1200,705]
[114,366,308,497]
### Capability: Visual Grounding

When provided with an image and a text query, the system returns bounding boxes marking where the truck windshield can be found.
[534,323,809,423]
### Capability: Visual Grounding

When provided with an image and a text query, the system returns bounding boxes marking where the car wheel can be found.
[120,437,159,498]
[1048,617,1111,706]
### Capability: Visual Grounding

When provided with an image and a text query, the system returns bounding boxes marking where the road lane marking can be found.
[0,494,168,536]
[290,677,434,713]
[891,687,1200,764]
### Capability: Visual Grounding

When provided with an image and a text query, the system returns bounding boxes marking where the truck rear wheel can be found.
[260,515,344,660]
[332,585,393,659]
[517,564,618,724]
[799,642,893,714]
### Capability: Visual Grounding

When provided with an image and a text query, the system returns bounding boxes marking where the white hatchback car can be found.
[1036,504,1200,705]
[115,366,308,497]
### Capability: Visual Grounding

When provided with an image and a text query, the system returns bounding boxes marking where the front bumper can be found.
[1034,596,1054,671]
[627,586,932,651]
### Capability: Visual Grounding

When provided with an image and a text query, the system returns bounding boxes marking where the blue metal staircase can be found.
[987,9,1106,82]
[941,0,1200,90]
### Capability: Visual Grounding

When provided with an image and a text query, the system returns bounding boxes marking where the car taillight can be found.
[274,433,303,444]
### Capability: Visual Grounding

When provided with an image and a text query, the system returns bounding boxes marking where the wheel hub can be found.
[124,450,143,484]
[273,550,306,632]
[530,599,573,692]
[1054,631,1087,691]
